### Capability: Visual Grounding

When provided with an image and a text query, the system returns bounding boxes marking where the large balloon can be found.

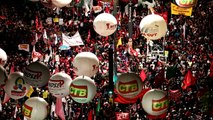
[93,13,117,37]
[24,62,50,87]
[73,52,99,77]
[139,14,167,40]
[4,72,30,99]
[70,76,96,103]
[115,73,143,98]
[29,0,40,2]
[142,89,169,116]
[175,0,197,7]
[0,65,8,87]
[48,72,72,98]
[52,0,72,8]
[40,0,56,8]
[0,48,7,66]
[22,97,48,120]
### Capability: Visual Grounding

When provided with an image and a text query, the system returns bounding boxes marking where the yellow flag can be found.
[42,90,49,99]
[116,37,122,48]
[26,86,34,98]
[171,3,193,16]
[165,51,169,57]
[109,97,113,104]
[53,17,59,22]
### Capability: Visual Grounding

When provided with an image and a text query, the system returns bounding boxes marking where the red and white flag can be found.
[32,46,42,62]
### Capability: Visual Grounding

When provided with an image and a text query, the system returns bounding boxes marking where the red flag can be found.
[128,47,138,57]
[2,93,10,104]
[114,89,150,104]
[169,89,182,102]
[32,51,42,59]
[115,112,130,120]
[140,69,147,82]
[155,11,168,23]
[55,98,65,120]
[153,69,165,88]
[210,61,213,78]
[182,70,196,90]
[35,16,39,30]
[88,109,93,120]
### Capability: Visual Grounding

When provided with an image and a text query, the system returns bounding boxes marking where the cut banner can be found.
[62,31,84,46]
[171,3,193,16]
[18,44,30,52]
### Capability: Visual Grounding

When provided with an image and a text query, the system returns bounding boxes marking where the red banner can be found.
[114,88,150,104]
[115,112,130,120]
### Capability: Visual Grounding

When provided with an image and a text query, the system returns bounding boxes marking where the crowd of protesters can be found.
[0,0,213,119]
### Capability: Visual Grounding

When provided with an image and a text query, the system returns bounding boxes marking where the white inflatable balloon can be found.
[115,73,143,98]
[24,62,50,87]
[175,0,196,7]
[139,14,167,40]
[0,65,7,86]
[4,72,30,99]
[0,48,7,66]
[93,13,117,36]
[142,89,169,116]
[23,97,48,120]
[48,72,72,98]
[73,52,99,77]
[70,76,96,103]
[40,0,56,8]
[29,0,39,2]
[52,0,72,8]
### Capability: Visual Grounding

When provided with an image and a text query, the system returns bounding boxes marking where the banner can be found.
[92,6,102,13]
[62,31,84,46]
[18,44,30,52]
[115,112,129,120]
[59,18,64,25]
[171,3,193,16]
[53,17,59,23]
